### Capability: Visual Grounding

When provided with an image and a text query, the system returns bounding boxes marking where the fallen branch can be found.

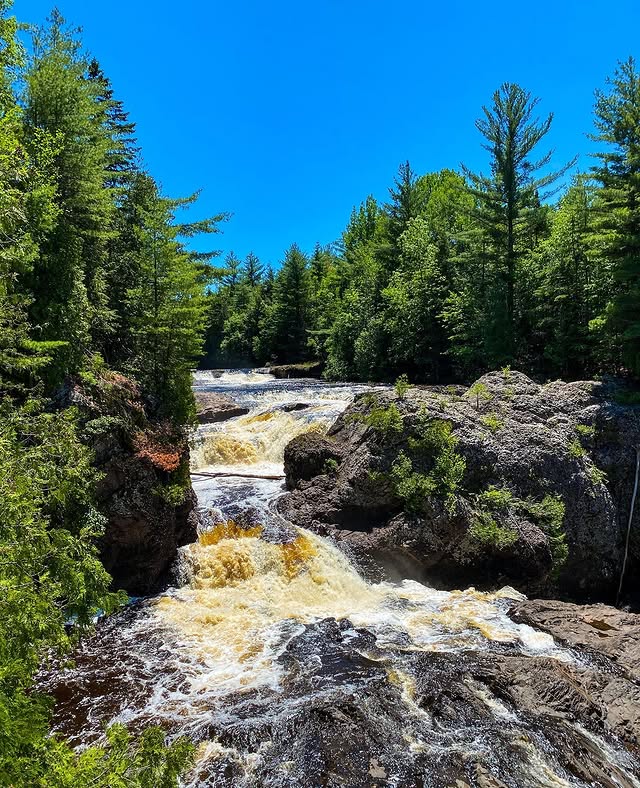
[191,471,285,481]
[616,445,639,607]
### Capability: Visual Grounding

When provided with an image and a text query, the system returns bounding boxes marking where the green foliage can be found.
[0,6,209,782]
[589,58,640,376]
[568,438,586,458]
[82,414,124,440]
[481,413,504,433]
[588,464,608,486]
[474,487,568,573]
[523,495,568,573]
[39,724,194,788]
[469,512,518,550]
[125,174,222,424]
[365,402,404,435]
[390,452,437,512]
[467,381,492,410]
[575,424,595,438]
[477,486,514,511]
[323,457,339,475]
[391,416,466,514]
[613,389,640,405]
[394,374,411,398]
[154,482,187,506]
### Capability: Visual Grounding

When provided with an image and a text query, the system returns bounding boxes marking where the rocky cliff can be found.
[279,371,640,602]
[57,372,198,595]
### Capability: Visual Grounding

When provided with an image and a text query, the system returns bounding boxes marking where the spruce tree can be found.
[243,251,264,286]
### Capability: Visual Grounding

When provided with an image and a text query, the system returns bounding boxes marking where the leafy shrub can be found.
[477,486,513,511]
[82,415,123,441]
[481,413,504,433]
[394,374,410,399]
[501,365,512,379]
[390,452,436,512]
[390,416,466,514]
[469,512,518,549]
[154,483,187,506]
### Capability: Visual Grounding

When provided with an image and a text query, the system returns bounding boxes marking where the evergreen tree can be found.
[589,57,640,375]
[462,83,574,365]
[125,175,222,422]
[533,179,601,377]
[24,11,116,365]
[222,251,242,289]
[385,160,424,245]
[243,251,264,286]
[256,244,310,363]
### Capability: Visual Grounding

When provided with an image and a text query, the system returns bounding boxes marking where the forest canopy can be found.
[205,66,640,385]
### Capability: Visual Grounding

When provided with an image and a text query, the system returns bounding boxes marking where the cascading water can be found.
[39,371,640,787]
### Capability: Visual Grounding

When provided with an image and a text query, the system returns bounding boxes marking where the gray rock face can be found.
[195,391,249,423]
[284,433,344,490]
[279,371,640,600]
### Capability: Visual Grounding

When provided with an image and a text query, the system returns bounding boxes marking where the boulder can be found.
[195,391,249,423]
[279,371,640,601]
[284,432,344,490]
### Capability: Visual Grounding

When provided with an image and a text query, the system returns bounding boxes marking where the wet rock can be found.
[284,432,344,490]
[510,599,640,676]
[279,371,640,600]
[281,402,312,412]
[195,391,249,423]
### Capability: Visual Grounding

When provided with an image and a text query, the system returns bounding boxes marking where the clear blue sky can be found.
[16,0,640,268]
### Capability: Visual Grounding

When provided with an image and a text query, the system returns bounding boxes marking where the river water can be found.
[41,371,640,787]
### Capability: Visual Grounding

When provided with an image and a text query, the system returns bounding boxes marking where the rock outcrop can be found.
[279,371,640,601]
[58,373,199,595]
[195,391,249,423]
[268,361,324,379]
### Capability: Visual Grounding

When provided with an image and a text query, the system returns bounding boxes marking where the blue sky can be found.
[16,0,640,268]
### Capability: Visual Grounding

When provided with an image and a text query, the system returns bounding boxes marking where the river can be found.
[40,371,640,787]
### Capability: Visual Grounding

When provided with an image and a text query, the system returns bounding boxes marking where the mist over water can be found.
[39,372,640,787]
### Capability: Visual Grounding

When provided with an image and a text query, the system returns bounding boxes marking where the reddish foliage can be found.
[133,422,185,472]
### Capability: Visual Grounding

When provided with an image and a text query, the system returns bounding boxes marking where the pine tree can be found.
[590,57,640,375]
[463,83,575,365]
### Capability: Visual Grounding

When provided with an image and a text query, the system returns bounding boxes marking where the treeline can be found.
[0,3,219,783]
[207,60,640,383]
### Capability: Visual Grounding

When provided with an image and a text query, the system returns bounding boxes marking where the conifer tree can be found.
[463,83,574,365]
[589,57,640,375]
[243,251,264,286]
[256,244,310,362]
[125,174,223,422]
[23,11,116,366]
